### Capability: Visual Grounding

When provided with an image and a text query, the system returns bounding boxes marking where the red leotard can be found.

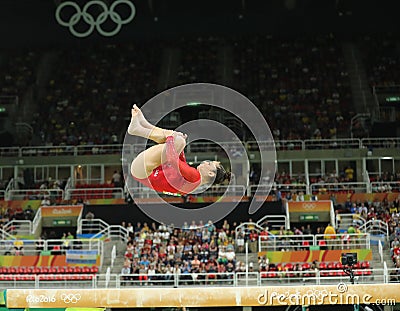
[133,136,201,195]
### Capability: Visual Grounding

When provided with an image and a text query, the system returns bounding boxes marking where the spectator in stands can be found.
[121,262,131,286]
[61,233,71,251]
[248,230,258,253]
[41,195,51,206]
[112,170,122,187]
[13,239,24,256]
[345,166,354,181]
[35,237,44,254]
[24,205,35,220]
[303,224,312,235]
[127,222,134,236]
[341,230,350,250]
[135,222,142,233]
[236,228,245,253]
[391,238,400,257]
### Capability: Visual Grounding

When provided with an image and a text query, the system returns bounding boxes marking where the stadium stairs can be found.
[96,237,127,285]
[342,42,376,115]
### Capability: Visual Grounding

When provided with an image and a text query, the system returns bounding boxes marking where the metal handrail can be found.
[2,220,32,236]
[80,219,129,243]
[6,189,64,201]
[378,240,383,263]
[310,182,369,193]
[256,215,287,231]
[111,245,117,268]
[371,181,400,193]
[1,137,399,159]
[4,178,14,201]
[359,220,389,237]
[304,138,362,149]
[31,208,42,235]
[336,213,366,231]
[0,269,391,289]
[314,233,371,249]
[66,187,124,200]
[259,234,315,252]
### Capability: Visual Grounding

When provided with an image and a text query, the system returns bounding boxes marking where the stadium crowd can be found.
[4,34,400,147]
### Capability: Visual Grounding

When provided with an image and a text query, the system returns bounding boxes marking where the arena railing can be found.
[2,137,400,158]
[6,189,64,201]
[20,146,76,157]
[195,185,246,197]
[127,187,159,198]
[246,140,303,151]
[65,187,124,200]
[258,233,370,252]
[46,239,103,254]
[258,234,315,252]
[314,233,370,250]
[110,245,117,268]
[235,272,261,286]
[0,147,20,157]
[361,137,400,149]
[358,220,389,237]
[256,215,288,231]
[127,185,246,199]
[371,181,400,193]
[235,222,265,240]
[387,268,400,283]
[378,240,384,263]
[248,184,308,197]
[310,182,369,194]
[4,178,14,200]
[75,144,131,156]
[259,269,382,286]
[2,220,32,236]
[0,238,103,255]
[304,138,362,149]
[80,219,110,235]
[31,208,42,235]
[335,213,366,231]
[0,268,391,289]
[0,228,15,240]
[384,261,389,283]
[80,219,129,243]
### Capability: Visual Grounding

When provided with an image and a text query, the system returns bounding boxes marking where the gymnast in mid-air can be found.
[128,105,230,195]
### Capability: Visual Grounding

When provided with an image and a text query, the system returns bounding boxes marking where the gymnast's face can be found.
[197,160,219,180]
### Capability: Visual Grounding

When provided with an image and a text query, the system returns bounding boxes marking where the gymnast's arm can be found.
[163,134,199,182]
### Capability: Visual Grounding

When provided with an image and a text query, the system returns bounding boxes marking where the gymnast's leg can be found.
[128,105,175,144]
[128,106,186,179]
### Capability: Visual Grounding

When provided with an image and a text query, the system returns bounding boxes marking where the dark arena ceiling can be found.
[0,0,399,46]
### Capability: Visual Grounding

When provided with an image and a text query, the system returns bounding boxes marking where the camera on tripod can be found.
[341,252,358,266]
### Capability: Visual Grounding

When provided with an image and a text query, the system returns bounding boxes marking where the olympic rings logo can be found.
[55,0,136,38]
[60,293,81,304]
[302,203,316,210]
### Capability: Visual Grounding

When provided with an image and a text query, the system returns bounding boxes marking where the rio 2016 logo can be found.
[122,83,276,227]
[25,295,56,303]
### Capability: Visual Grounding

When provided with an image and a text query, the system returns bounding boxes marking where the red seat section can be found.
[0,265,99,282]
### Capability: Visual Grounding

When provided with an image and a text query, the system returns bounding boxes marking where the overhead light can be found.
[381,157,393,160]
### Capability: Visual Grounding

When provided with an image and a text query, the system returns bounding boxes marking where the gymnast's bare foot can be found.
[127,107,143,136]
[133,104,155,130]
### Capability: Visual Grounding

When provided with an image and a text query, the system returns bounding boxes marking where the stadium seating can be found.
[0,265,99,281]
